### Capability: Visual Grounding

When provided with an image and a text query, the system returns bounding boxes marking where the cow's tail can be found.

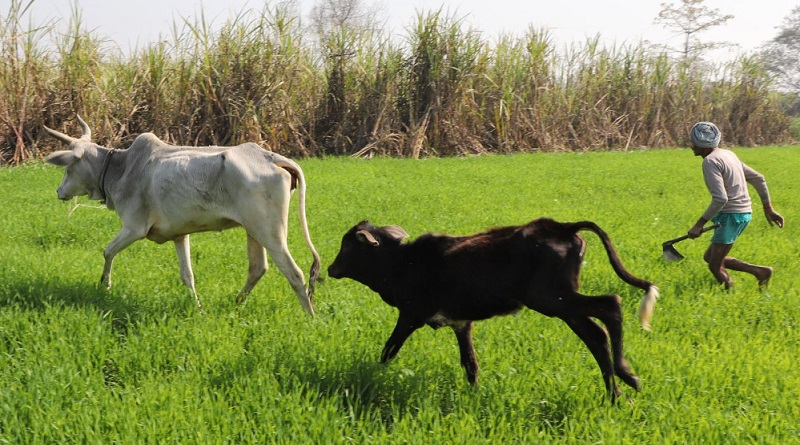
[275,157,321,302]
[571,221,659,331]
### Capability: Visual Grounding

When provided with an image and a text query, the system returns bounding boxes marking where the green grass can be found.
[1,148,799,443]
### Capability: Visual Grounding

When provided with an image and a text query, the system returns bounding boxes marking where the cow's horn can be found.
[43,125,77,145]
[76,114,91,141]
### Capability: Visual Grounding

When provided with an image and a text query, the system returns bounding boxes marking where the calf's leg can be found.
[547,291,640,393]
[563,316,620,402]
[173,235,202,308]
[381,313,425,363]
[565,293,640,391]
[585,294,640,391]
[452,321,479,384]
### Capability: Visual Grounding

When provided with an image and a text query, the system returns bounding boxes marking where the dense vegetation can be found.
[1,148,798,443]
[0,1,793,164]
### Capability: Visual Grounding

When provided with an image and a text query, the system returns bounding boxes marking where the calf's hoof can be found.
[380,344,398,363]
[618,372,641,392]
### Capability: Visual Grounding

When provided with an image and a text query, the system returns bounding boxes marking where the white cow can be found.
[43,116,320,315]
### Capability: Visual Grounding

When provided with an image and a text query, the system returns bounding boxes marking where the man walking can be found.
[687,121,785,289]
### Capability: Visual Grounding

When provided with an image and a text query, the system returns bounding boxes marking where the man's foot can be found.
[756,266,773,290]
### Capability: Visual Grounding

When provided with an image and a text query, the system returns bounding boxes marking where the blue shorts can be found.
[711,213,751,245]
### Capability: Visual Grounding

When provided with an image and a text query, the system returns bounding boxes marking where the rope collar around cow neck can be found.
[97,149,116,204]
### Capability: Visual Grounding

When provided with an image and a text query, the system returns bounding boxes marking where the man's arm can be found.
[689,161,724,238]
[742,162,771,205]
[742,162,784,228]
[701,160,727,221]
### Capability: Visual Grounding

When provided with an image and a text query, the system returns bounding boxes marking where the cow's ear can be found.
[383,225,409,242]
[44,149,82,166]
[356,229,380,247]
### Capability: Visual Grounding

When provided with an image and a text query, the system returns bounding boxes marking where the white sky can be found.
[16,0,798,59]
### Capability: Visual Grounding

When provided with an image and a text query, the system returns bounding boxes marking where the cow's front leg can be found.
[452,321,480,384]
[101,227,144,289]
[174,235,202,309]
[381,312,425,363]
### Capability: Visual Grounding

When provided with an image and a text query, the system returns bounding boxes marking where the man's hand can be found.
[765,207,785,228]
[687,223,705,239]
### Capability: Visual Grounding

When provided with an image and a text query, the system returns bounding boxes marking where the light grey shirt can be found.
[701,148,771,221]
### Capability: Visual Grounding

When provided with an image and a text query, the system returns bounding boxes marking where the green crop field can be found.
[1,148,798,443]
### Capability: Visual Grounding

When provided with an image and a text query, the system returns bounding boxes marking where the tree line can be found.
[0,0,794,165]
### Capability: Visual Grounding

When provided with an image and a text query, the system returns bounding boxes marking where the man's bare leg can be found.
[704,243,734,288]
[725,258,773,289]
[704,243,772,289]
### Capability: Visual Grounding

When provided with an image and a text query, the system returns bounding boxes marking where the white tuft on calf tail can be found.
[637,285,660,332]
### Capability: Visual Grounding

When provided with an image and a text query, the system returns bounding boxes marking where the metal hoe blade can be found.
[660,223,719,262]
[662,242,685,262]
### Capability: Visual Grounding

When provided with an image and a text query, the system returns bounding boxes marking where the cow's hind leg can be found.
[235,234,268,304]
[252,229,313,316]
[173,235,202,308]
[452,321,480,384]
[563,315,620,401]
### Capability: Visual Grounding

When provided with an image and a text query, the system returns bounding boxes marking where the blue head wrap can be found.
[690,122,721,148]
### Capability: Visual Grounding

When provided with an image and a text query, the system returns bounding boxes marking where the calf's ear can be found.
[356,229,380,246]
[383,225,409,242]
[44,149,81,166]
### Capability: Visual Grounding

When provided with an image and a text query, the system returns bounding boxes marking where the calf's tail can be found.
[570,221,659,331]
[275,158,321,301]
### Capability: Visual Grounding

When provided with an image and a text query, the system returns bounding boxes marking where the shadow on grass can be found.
[294,359,408,426]
[282,355,588,433]
[205,343,423,429]
[0,276,192,338]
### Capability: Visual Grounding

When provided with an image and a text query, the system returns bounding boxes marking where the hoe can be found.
[662,224,720,262]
